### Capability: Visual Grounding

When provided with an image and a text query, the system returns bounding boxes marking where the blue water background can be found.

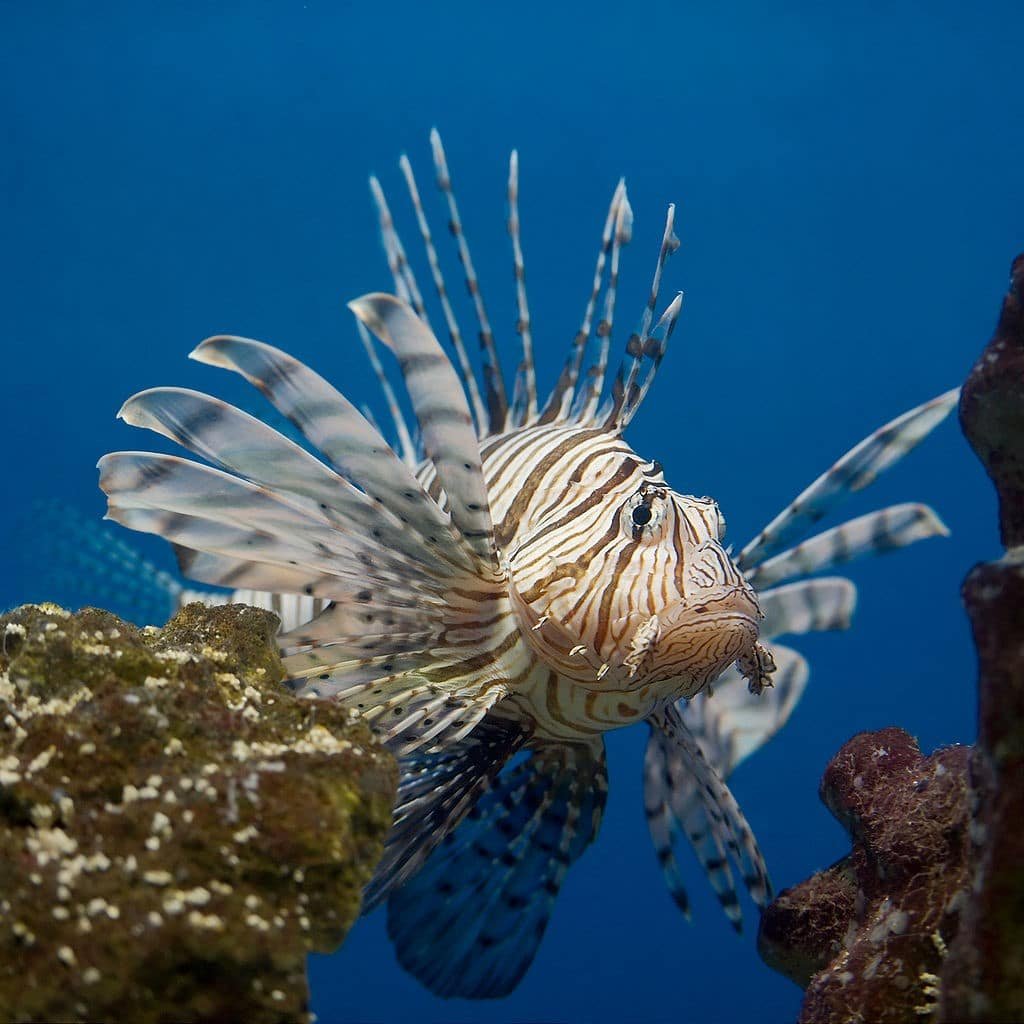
[3,3,1022,1022]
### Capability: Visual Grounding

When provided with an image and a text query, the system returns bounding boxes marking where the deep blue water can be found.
[3,3,1022,1022]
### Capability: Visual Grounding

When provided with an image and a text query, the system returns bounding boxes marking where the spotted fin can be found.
[386,738,607,999]
[739,388,959,570]
[644,702,771,929]
[364,715,530,912]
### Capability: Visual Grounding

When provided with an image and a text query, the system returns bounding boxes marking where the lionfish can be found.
[96,131,957,999]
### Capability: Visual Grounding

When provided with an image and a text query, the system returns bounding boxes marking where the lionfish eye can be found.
[631,504,653,527]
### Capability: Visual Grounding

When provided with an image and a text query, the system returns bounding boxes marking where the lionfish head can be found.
[505,436,762,699]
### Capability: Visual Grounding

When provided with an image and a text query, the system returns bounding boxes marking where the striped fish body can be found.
[472,421,761,739]
[95,133,959,1000]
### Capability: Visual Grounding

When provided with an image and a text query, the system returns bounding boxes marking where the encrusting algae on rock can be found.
[0,601,396,1024]
[756,728,971,1023]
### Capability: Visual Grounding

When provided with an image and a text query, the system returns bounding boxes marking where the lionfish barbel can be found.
[98,130,957,999]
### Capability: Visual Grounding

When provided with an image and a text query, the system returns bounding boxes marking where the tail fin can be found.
[11,499,181,625]
[383,733,607,999]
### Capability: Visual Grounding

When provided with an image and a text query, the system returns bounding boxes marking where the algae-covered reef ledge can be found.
[0,601,397,1023]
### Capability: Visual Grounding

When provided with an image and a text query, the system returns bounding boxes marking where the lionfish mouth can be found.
[628,590,762,692]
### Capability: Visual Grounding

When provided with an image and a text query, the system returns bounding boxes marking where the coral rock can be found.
[939,255,1024,1023]
[757,728,971,1023]
[0,602,397,1024]
[958,253,1024,548]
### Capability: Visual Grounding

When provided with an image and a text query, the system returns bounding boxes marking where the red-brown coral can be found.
[758,729,971,1023]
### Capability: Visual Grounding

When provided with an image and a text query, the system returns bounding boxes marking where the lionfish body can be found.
[97,131,958,999]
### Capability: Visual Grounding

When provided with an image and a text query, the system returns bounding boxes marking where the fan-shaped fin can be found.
[190,334,441,530]
[100,453,455,591]
[644,702,771,931]
[364,715,530,914]
[386,737,607,999]
[349,293,497,568]
[115,388,465,574]
[738,388,960,570]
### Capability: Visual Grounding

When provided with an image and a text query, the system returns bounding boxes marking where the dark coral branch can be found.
[958,253,1024,549]
[758,731,970,1023]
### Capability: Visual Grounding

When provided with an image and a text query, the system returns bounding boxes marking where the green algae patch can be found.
[0,601,397,1024]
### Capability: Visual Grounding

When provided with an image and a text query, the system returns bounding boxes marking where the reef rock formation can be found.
[0,601,397,1024]
[758,255,1024,1022]
[758,729,971,1022]
[958,253,1024,549]
[938,256,1024,1021]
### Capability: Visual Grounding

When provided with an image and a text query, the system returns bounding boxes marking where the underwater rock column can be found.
[0,601,397,1024]
[757,254,1024,1022]
[938,255,1024,1021]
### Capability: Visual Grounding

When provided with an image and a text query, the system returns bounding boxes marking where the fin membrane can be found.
[386,736,607,998]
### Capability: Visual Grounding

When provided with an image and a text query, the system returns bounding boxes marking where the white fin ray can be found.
[349,293,497,569]
[681,643,809,777]
[288,651,510,755]
[354,320,418,468]
[613,292,684,430]
[575,191,634,424]
[430,129,509,435]
[99,452,457,586]
[538,179,625,424]
[396,153,488,435]
[645,702,771,930]
[739,388,960,570]
[117,387,458,574]
[105,506,444,616]
[189,334,471,563]
[606,205,680,431]
[759,577,858,638]
[174,547,330,596]
[746,502,949,588]
[368,174,429,319]
[507,150,537,427]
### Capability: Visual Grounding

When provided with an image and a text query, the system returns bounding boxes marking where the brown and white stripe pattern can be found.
[98,132,960,996]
